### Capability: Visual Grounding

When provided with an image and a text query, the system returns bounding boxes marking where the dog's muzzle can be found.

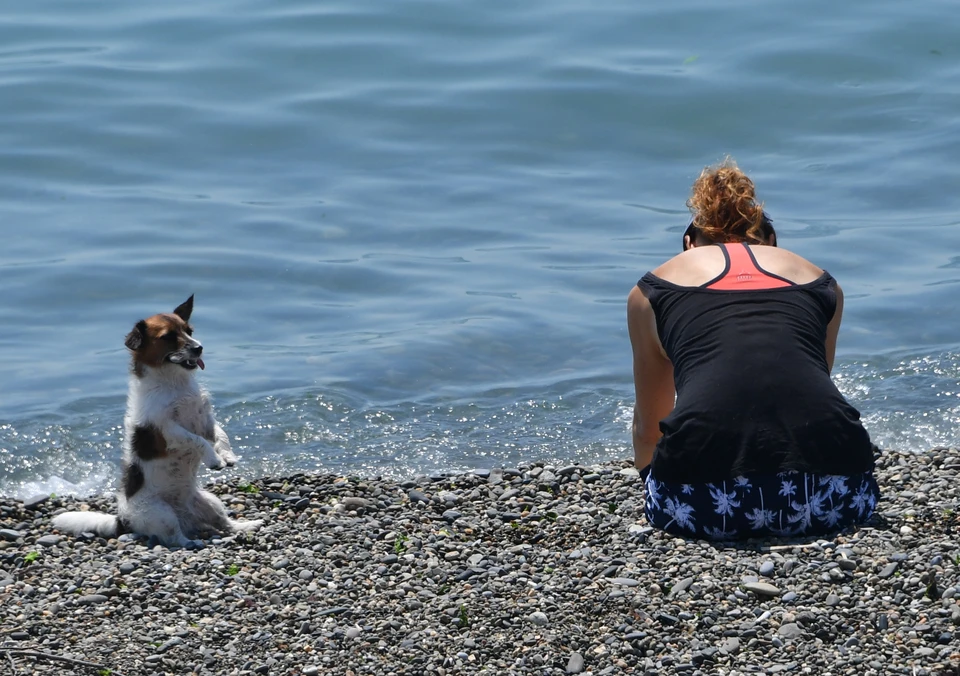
[168,342,205,370]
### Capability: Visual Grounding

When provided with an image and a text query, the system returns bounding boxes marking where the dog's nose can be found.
[194,344,203,355]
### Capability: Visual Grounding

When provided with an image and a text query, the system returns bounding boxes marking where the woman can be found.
[627,159,879,539]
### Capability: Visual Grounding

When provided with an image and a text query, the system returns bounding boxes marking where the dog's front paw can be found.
[233,519,263,533]
[218,448,239,467]
[206,458,226,471]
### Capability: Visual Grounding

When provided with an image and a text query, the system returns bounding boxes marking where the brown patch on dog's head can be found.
[126,296,204,377]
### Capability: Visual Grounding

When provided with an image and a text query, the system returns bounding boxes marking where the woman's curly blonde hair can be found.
[686,157,767,244]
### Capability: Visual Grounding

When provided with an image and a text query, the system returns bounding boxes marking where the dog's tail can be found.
[52,511,119,538]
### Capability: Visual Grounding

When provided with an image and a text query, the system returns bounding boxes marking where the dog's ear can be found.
[125,320,147,351]
[173,294,194,322]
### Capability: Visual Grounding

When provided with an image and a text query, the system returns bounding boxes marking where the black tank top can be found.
[636,244,876,483]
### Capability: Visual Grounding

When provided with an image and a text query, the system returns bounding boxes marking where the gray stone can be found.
[528,611,549,626]
[0,529,22,542]
[611,577,639,587]
[878,562,899,578]
[720,637,740,655]
[566,652,585,674]
[23,494,49,510]
[341,497,371,511]
[157,637,183,653]
[777,623,803,640]
[743,581,781,597]
[408,490,429,504]
[36,535,61,548]
[759,561,776,577]
[76,594,109,606]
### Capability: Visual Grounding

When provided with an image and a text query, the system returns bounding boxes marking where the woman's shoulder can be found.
[750,245,828,284]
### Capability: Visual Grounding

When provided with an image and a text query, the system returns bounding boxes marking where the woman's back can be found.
[637,243,874,483]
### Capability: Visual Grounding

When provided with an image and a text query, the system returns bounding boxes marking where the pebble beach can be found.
[2,448,959,676]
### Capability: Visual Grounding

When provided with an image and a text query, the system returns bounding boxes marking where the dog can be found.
[53,295,262,547]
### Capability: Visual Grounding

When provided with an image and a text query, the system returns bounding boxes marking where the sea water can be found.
[2,0,959,498]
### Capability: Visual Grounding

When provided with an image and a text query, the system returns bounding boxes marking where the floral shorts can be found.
[642,469,880,539]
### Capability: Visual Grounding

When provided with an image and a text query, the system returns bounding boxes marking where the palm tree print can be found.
[709,483,741,517]
[821,475,849,498]
[643,471,877,539]
[645,476,663,511]
[818,504,844,527]
[663,496,696,532]
[745,506,777,530]
[779,478,797,498]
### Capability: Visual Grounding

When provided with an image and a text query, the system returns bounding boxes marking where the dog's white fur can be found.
[53,296,261,547]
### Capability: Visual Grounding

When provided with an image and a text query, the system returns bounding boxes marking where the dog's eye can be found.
[185,326,194,336]
[160,332,178,342]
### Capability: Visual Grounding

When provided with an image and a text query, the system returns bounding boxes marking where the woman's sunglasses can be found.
[682,213,777,251]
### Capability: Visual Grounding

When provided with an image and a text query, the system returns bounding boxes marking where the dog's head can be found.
[124,295,205,377]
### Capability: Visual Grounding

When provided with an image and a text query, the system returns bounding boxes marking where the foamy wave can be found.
[8,472,112,501]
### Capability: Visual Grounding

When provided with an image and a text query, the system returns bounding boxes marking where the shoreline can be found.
[1,449,958,675]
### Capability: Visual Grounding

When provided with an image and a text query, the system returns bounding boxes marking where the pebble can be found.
[408,490,429,504]
[720,637,740,655]
[778,623,803,640]
[1,448,957,676]
[76,594,109,605]
[743,581,781,597]
[0,528,22,541]
[878,562,900,578]
[22,494,49,510]
[528,611,549,626]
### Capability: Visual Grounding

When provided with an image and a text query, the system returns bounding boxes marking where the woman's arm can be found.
[627,285,676,469]
[824,281,844,374]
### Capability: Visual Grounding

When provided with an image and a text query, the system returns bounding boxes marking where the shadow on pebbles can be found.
[1,448,959,675]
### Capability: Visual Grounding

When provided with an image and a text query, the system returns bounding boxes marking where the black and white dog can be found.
[53,296,261,546]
